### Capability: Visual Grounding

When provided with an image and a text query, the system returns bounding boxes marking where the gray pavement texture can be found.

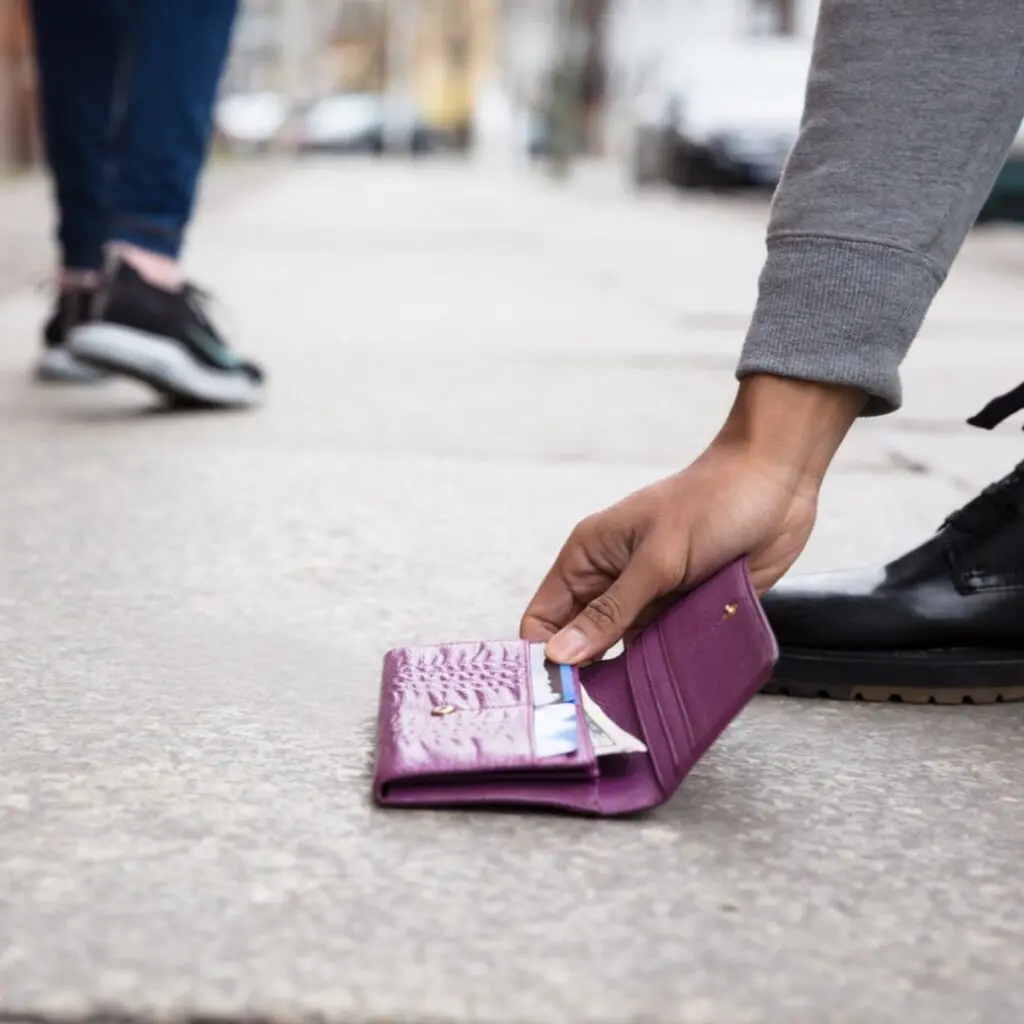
[3,158,1024,1024]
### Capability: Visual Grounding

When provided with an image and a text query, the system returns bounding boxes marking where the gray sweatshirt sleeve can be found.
[736,0,1024,414]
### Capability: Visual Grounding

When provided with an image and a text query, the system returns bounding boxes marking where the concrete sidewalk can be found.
[2,158,1024,1024]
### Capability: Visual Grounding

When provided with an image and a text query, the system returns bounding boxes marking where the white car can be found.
[300,93,385,153]
[632,38,813,189]
[298,93,435,155]
[215,91,289,151]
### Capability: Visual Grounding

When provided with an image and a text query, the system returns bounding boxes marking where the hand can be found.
[519,444,816,664]
[520,376,865,664]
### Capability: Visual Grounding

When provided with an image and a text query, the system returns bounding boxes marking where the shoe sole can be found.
[35,347,109,384]
[763,648,1024,704]
[67,323,263,408]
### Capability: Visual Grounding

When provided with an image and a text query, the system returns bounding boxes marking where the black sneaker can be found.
[35,285,108,383]
[67,258,265,408]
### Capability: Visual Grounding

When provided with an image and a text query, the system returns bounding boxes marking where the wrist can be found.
[716,374,866,490]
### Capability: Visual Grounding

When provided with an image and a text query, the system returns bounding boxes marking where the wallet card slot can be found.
[576,655,665,815]
[572,694,599,778]
[624,618,716,795]
[624,641,677,794]
[627,611,751,794]
[652,620,697,749]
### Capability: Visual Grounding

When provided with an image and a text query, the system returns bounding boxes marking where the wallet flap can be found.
[581,558,777,813]
[626,557,777,797]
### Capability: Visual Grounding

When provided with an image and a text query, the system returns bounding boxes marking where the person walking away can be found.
[31,0,264,408]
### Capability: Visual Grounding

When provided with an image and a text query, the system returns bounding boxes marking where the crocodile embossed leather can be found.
[372,558,778,817]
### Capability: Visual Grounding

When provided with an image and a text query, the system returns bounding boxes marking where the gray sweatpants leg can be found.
[736,0,1024,414]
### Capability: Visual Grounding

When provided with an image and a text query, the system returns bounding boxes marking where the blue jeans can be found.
[29,0,239,270]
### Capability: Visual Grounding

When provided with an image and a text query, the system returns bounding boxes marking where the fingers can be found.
[545,545,677,665]
[519,616,558,643]
[520,522,608,644]
[519,564,582,644]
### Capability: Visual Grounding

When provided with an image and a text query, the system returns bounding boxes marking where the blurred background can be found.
[1,0,1021,218]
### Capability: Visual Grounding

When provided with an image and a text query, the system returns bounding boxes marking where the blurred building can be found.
[498,0,559,113]
[223,0,367,100]
[224,0,502,143]
[411,0,500,140]
[495,0,608,157]
[0,0,824,165]
[330,2,388,92]
[0,0,37,172]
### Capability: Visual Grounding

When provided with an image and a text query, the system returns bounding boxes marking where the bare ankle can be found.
[60,268,101,291]
[107,242,184,291]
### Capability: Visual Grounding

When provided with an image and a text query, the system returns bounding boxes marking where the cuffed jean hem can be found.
[736,235,944,416]
[60,240,107,271]
[108,213,184,259]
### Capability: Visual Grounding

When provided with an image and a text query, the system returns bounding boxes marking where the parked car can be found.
[978,117,1024,223]
[630,39,812,190]
[215,91,289,152]
[382,97,437,155]
[298,92,435,155]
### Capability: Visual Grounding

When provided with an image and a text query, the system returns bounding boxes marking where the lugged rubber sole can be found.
[67,323,263,408]
[762,647,1024,704]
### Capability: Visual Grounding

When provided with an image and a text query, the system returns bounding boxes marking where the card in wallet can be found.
[372,557,778,817]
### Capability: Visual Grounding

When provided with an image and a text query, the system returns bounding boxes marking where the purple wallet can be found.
[372,558,778,816]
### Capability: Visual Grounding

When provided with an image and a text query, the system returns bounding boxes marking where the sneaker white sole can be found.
[67,323,264,408]
[35,346,109,384]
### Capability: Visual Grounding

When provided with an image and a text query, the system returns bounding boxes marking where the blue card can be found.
[559,663,577,704]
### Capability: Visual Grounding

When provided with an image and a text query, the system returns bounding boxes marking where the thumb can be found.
[545,551,671,665]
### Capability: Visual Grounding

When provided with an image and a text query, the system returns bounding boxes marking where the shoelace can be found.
[35,277,96,339]
[183,282,221,340]
[941,385,1024,536]
[182,281,261,379]
[943,462,1024,536]
[34,275,94,305]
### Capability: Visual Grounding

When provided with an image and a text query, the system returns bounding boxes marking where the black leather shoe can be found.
[761,385,1024,704]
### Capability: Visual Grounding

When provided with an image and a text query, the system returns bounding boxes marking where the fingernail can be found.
[546,627,589,664]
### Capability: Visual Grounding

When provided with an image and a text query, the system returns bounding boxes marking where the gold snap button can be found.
[431,704,456,717]
[723,603,738,620]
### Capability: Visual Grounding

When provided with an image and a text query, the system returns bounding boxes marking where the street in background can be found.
[629,36,811,191]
